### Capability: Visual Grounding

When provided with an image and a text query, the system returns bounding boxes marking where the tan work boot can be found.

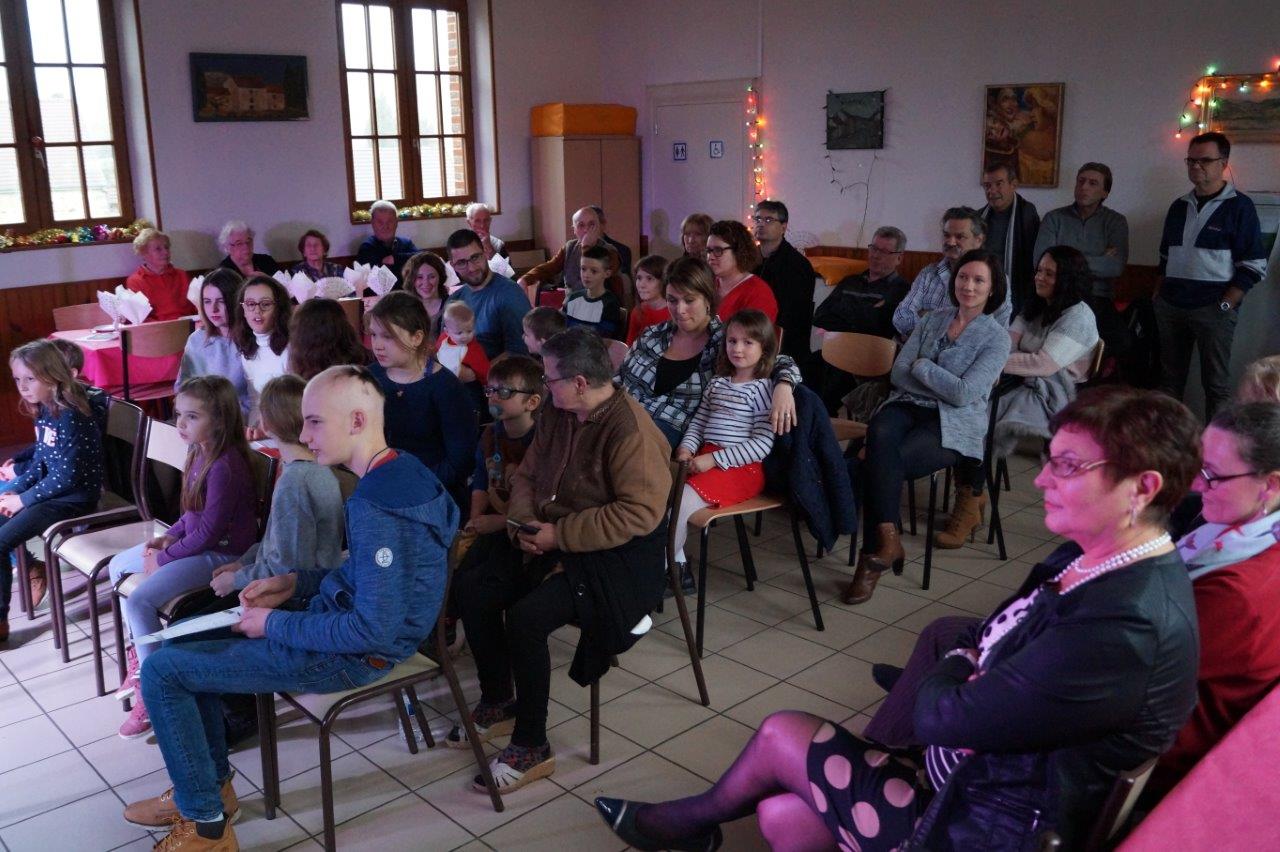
[934,485,987,549]
[124,775,240,828]
[152,818,238,851]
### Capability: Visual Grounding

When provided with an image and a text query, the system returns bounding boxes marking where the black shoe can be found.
[872,663,904,692]
[594,797,722,852]
[664,563,697,599]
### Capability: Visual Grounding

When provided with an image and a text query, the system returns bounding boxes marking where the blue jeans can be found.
[109,542,231,662]
[141,635,390,822]
[1,498,94,620]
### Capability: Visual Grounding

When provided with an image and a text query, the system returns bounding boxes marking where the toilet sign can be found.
[710,140,724,158]
[673,141,688,161]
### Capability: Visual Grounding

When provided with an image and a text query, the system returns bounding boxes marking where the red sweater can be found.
[625,302,670,345]
[126,265,195,321]
[717,274,778,324]
[1155,544,1280,790]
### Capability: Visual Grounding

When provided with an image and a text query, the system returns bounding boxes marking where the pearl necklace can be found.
[1051,533,1172,593]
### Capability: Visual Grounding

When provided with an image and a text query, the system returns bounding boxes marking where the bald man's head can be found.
[300,366,387,468]
[571,206,603,246]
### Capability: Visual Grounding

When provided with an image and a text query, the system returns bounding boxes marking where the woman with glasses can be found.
[1148,401,1280,798]
[597,386,1200,851]
[230,274,292,434]
[705,220,778,323]
[217,220,279,278]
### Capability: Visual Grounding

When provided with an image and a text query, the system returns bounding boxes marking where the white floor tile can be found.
[0,790,149,852]
[0,748,106,828]
[0,713,74,774]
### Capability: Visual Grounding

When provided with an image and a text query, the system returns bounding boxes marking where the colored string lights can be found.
[746,83,766,218]
[1174,59,1280,139]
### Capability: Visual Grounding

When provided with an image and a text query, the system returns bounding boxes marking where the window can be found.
[337,0,475,216]
[0,0,134,234]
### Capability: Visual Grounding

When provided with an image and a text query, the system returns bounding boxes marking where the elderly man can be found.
[355,200,420,285]
[1156,131,1267,419]
[121,366,457,851]
[466,202,508,260]
[519,206,625,302]
[446,228,530,357]
[893,207,1011,339]
[753,199,816,367]
[979,164,1040,315]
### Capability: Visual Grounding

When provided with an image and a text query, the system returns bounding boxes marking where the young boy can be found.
[521,307,566,357]
[563,244,623,339]
[122,366,458,850]
[465,355,543,536]
[436,301,490,385]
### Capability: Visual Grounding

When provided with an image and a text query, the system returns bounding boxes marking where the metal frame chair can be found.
[119,318,193,406]
[1038,756,1156,850]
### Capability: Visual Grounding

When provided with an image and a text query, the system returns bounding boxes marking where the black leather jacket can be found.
[905,545,1199,850]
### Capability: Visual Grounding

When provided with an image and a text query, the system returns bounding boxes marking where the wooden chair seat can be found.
[284,654,441,723]
[689,494,783,527]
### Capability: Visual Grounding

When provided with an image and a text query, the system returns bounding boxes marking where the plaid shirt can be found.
[617,318,801,435]
[892,257,1011,337]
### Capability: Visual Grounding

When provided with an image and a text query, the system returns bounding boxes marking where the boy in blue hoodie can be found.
[123,365,459,851]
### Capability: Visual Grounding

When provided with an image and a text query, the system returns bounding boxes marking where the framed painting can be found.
[826,91,885,150]
[190,53,309,122]
[982,83,1064,187]
[1198,73,1280,142]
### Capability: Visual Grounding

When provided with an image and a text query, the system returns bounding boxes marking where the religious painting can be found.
[826,91,885,150]
[190,53,309,121]
[982,83,1064,187]
[1197,72,1280,143]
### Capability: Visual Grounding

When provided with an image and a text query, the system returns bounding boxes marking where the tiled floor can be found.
[0,455,1061,851]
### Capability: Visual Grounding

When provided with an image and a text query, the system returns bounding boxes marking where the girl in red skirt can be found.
[673,309,778,578]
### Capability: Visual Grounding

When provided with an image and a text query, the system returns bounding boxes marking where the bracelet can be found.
[943,647,978,668]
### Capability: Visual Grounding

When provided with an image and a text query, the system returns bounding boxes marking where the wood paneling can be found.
[0,239,534,445]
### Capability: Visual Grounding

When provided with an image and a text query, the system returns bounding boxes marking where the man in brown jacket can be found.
[450,327,671,793]
[518,206,628,305]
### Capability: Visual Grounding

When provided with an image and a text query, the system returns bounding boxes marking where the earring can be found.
[1129,500,1139,527]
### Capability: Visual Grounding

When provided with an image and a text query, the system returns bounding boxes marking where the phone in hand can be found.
[506,518,541,536]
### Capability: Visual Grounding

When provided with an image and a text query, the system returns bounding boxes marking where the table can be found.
[808,255,869,286]
[51,327,183,395]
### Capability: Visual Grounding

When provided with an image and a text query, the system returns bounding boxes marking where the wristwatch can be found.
[943,647,978,668]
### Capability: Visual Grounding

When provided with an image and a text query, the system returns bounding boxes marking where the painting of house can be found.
[190,53,308,121]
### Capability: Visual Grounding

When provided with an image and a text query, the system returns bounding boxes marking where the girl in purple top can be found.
[110,376,258,739]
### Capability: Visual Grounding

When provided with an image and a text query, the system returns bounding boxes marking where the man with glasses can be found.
[518,206,625,302]
[1156,132,1267,419]
[754,199,817,367]
[446,228,531,357]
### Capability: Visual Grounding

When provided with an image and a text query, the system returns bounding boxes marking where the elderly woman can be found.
[218,221,279,278]
[619,256,801,449]
[289,229,345,282]
[843,249,1011,605]
[1149,402,1280,797]
[680,212,713,259]
[597,385,1201,852]
[705,219,777,322]
[451,327,672,793]
[935,245,1100,549]
[175,268,250,414]
[125,228,195,320]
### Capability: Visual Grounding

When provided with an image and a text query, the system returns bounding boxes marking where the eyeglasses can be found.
[1184,157,1225,167]
[751,215,783,225]
[1197,468,1259,489]
[541,374,572,386]
[704,246,733,258]
[867,246,903,256]
[453,252,486,268]
[484,385,536,400]
[241,300,275,312]
[1040,455,1114,478]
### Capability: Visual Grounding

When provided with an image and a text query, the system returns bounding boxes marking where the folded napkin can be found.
[366,265,397,299]
[187,274,205,312]
[314,276,355,300]
[97,289,121,326]
[275,270,316,304]
[344,262,372,293]
[105,285,152,325]
[489,252,516,279]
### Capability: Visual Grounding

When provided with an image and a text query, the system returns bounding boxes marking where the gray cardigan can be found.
[233,459,346,590]
[886,307,1010,459]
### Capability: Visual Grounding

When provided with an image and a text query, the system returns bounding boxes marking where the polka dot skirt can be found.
[807,720,929,852]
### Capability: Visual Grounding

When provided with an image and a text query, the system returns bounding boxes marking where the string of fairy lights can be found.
[746,83,766,220]
[1174,59,1280,139]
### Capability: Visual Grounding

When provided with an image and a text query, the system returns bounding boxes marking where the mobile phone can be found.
[506,518,541,535]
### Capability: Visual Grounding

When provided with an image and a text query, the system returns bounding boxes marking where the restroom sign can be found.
[710,140,724,158]
[673,142,688,161]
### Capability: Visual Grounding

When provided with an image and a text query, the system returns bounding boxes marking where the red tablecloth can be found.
[51,327,182,394]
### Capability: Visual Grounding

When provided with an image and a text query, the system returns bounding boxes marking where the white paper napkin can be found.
[315,276,355,300]
[366,265,397,299]
[114,285,152,324]
[97,289,121,326]
[344,262,372,293]
[187,274,205,312]
[283,271,316,304]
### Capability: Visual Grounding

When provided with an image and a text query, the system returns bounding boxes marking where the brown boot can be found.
[28,559,47,610]
[934,486,987,549]
[867,523,905,574]
[841,552,883,605]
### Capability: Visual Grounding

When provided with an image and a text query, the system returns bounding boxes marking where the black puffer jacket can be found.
[905,546,1198,850]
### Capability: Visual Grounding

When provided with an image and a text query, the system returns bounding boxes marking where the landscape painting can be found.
[190,53,309,122]
[1202,73,1280,143]
[826,91,885,150]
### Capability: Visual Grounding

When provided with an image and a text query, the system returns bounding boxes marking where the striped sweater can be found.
[678,376,775,469]
[1158,183,1267,308]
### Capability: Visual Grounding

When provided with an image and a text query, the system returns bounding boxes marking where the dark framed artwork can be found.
[826,91,885,149]
[982,83,1064,187]
[190,53,309,122]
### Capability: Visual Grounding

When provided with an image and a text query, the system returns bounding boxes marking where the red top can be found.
[435,332,491,384]
[125,265,195,321]
[625,302,670,345]
[1154,543,1280,791]
[717,274,778,324]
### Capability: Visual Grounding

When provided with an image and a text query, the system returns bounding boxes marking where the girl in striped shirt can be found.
[672,309,777,573]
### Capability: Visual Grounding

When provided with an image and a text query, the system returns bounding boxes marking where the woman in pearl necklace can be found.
[596,386,1203,852]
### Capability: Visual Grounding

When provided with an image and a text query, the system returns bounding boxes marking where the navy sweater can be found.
[1159,184,1267,308]
[10,402,103,507]
[367,360,477,500]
